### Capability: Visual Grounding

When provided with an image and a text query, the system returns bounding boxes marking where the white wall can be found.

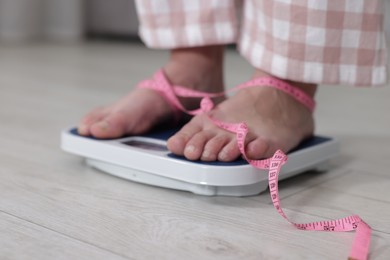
[86,0,139,36]
[0,0,388,43]
[0,0,84,43]
[385,0,390,43]
[45,0,84,41]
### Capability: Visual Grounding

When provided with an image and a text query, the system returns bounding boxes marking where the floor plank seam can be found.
[0,209,133,260]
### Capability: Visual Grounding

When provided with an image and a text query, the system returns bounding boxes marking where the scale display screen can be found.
[122,140,168,152]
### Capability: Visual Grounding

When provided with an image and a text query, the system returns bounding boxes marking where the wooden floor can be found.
[0,42,389,260]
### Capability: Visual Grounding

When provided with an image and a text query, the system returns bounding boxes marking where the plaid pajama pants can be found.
[135,0,388,86]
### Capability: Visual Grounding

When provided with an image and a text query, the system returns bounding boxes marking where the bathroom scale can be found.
[61,127,339,196]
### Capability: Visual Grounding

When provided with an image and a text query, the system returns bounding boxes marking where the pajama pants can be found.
[134,0,388,86]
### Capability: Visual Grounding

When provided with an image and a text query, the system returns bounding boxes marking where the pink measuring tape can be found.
[139,70,372,260]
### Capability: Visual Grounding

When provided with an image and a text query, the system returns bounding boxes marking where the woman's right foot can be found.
[78,46,225,138]
[167,70,316,162]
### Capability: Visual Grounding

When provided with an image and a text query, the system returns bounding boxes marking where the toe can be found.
[245,137,271,159]
[78,124,91,136]
[217,139,241,162]
[89,112,128,138]
[167,120,202,156]
[78,107,106,136]
[201,134,230,161]
[183,131,215,161]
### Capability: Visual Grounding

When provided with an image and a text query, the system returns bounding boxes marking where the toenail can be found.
[78,125,87,135]
[98,121,109,130]
[202,150,211,159]
[219,150,227,161]
[185,145,196,155]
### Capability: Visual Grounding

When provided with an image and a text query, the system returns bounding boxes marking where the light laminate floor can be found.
[0,42,389,260]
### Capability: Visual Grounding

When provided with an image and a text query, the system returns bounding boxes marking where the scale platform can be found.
[61,127,339,196]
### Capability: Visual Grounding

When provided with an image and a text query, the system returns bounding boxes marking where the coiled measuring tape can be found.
[222,121,371,260]
[139,70,372,260]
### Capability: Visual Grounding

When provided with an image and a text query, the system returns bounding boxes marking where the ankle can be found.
[253,70,317,98]
[170,45,224,67]
[164,45,225,92]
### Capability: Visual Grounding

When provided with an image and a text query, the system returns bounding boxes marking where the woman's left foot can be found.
[167,71,317,161]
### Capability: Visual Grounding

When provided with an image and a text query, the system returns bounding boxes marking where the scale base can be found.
[62,127,339,197]
[86,158,330,196]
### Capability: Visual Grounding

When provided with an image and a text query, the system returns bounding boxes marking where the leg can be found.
[78,0,239,138]
[167,0,388,161]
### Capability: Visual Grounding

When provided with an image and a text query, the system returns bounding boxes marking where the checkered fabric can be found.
[135,0,388,86]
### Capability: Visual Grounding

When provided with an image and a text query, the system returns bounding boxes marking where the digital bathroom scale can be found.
[61,127,339,196]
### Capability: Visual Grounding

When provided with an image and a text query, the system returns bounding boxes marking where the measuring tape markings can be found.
[233,122,371,260]
[139,69,372,260]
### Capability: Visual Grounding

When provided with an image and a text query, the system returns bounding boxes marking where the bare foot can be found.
[167,70,317,161]
[78,46,225,138]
